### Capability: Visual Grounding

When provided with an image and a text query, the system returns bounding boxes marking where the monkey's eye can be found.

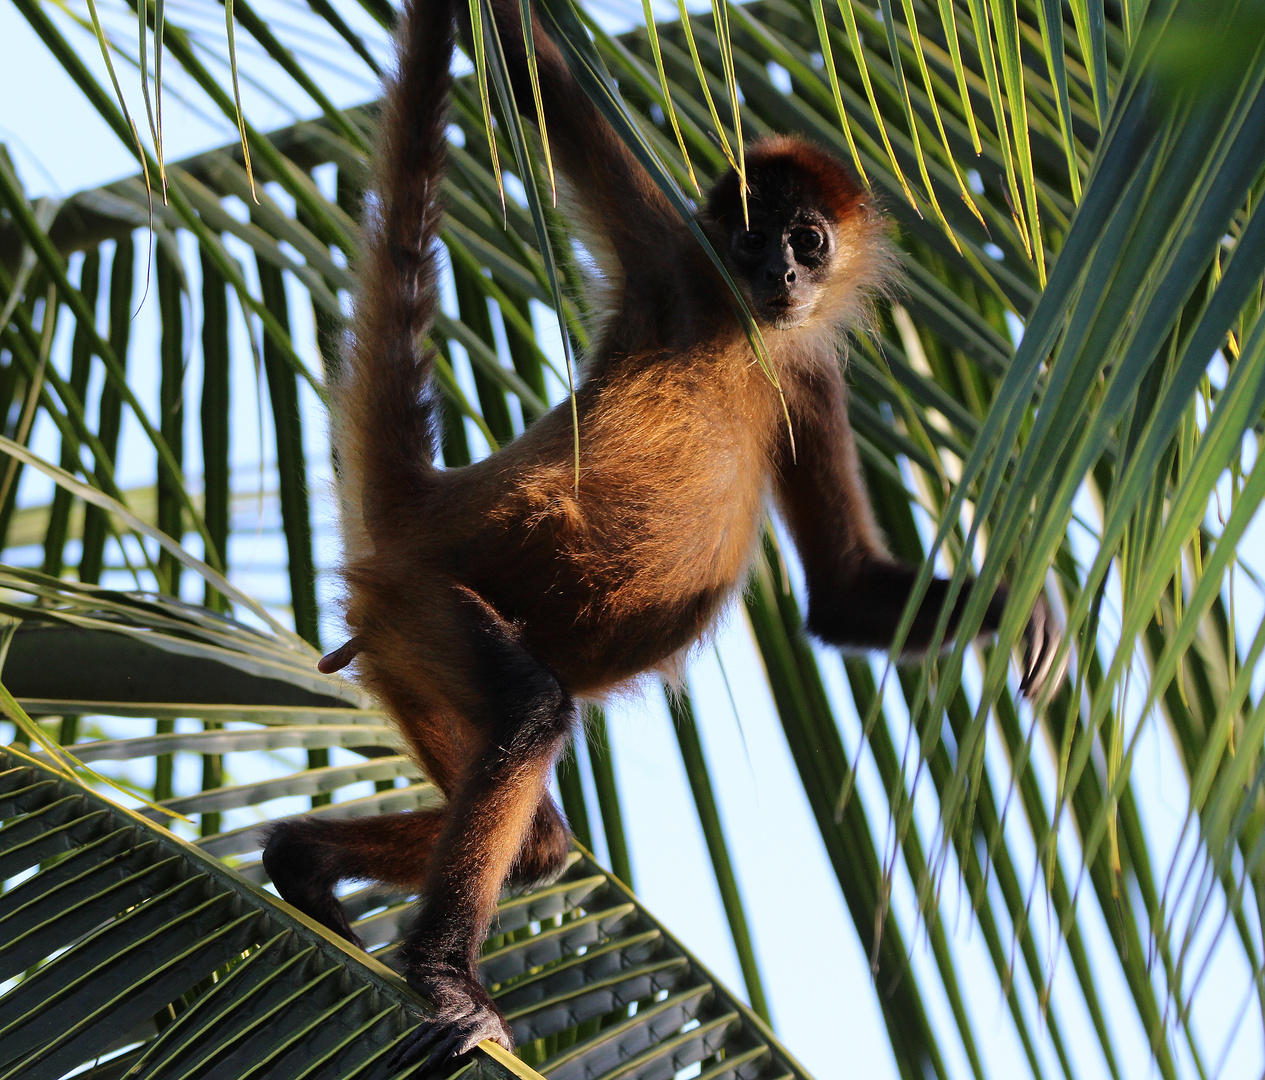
[792,228,824,254]
[738,230,768,253]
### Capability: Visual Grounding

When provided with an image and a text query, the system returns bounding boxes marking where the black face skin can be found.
[726,206,836,330]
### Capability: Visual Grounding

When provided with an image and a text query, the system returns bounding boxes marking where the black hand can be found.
[387,964,513,1076]
[1020,593,1065,700]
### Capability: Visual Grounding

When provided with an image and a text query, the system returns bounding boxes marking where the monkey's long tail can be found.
[336,0,454,533]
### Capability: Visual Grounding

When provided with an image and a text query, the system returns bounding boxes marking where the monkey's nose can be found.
[767,265,796,284]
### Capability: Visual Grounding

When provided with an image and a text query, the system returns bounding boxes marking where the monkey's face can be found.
[725,208,836,330]
[705,137,869,331]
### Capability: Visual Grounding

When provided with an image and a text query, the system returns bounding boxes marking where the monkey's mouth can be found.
[761,296,808,327]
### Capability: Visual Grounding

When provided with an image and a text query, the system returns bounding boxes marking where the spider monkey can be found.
[263,0,1061,1069]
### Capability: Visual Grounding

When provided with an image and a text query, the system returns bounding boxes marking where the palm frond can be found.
[0,580,816,1080]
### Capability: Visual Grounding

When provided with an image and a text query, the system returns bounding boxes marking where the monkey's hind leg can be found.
[261,795,570,948]
[341,591,574,1072]
[262,811,444,946]
[382,590,576,1072]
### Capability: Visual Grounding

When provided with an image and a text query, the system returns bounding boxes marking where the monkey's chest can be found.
[460,442,766,689]
[498,456,759,588]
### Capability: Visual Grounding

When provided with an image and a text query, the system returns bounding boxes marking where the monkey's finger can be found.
[1030,634,1069,701]
[389,1017,484,1076]
[1020,599,1065,700]
[1019,616,1047,697]
[415,1031,471,1076]
[1024,633,1055,697]
[387,1022,448,1071]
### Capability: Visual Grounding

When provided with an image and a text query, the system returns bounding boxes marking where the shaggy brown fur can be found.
[263,0,1060,1070]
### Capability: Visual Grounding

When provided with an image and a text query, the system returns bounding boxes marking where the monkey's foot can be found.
[390,964,512,1075]
[261,823,365,948]
[1020,594,1065,700]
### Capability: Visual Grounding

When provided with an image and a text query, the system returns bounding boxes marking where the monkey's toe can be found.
[386,1013,506,1076]
[390,964,512,1075]
[293,889,365,949]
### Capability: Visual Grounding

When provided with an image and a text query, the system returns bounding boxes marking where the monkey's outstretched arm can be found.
[482,0,684,285]
[776,363,1062,698]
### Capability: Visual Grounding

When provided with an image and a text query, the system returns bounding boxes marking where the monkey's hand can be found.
[390,963,513,1075]
[1019,593,1065,701]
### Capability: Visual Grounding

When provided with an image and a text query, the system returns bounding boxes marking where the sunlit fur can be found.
[262,0,1058,1069]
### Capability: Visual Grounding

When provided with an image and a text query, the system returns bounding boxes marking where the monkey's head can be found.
[704,136,873,331]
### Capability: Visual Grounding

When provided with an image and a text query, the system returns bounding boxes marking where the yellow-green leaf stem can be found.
[873,0,961,250]
[80,0,156,218]
[0,285,55,518]
[709,0,746,221]
[1066,0,1109,127]
[936,0,982,155]
[674,0,738,171]
[153,0,166,194]
[0,434,300,645]
[987,0,1046,283]
[895,0,984,226]
[133,0,164,197]
[520,0,558,204]
[833,0,917,209]
[807,0,868,185]
[0,700,189,822]
[467,0,506,216]
[480,0,580,487]
[641,0,700,192]
[964,0,1032,253]
[1034,0,1085,201]
[223,0,256,202]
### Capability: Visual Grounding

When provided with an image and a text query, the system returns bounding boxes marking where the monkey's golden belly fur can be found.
[347,329,784,697]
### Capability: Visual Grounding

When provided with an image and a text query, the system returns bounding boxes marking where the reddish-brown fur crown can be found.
[705,135,868,226]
